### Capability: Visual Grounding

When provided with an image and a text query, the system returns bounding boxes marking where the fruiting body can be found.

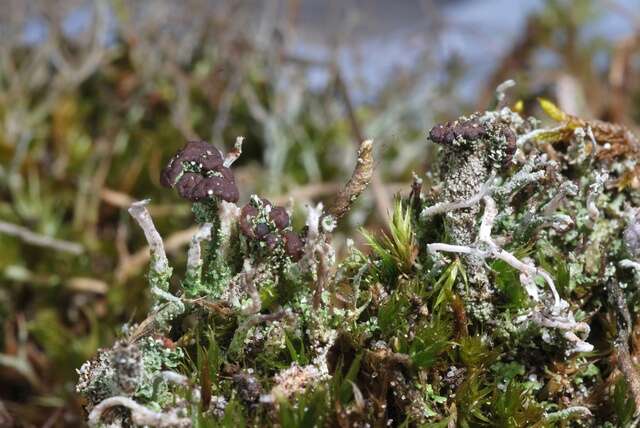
[239,197,304,261]
[77,105,640,427]
[160,140,239,203]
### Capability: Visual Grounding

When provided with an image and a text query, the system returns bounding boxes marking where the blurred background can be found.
[0,0,639,425]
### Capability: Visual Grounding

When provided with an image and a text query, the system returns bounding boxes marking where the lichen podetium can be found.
[427,112,518,321]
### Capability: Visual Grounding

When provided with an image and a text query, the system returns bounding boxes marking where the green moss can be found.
[148,256,173,293]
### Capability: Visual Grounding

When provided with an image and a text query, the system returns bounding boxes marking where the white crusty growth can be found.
[88,396,190,427]
[186,222,213,283]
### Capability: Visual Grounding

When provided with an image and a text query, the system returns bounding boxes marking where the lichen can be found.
[77,102,640,426]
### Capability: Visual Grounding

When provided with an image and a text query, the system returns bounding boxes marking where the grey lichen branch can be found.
[305,203,324,241]
[542,181,579,216]
[493,156,552,199]
[525,308,593,354]
[426,243,560,307]
[224,258,291,359]
[494,79,516,109]
[156,370,190,387]
[88,396,191,428]
[151,288,185,314]
[427,189,594,354]
[543,406,593,422]
[238,259,262,316]
[427,196,561,308]
[421,175,495,219]
[620,259,640,285]
[228,301,288,359]
[128,199,170,287]
[128,200,183,325]
[586,170,609,225]
[478,195,498,243]
[420,155,552,220]
[516,126,564,148]
[624,208,640,259]
[620,259,640,271]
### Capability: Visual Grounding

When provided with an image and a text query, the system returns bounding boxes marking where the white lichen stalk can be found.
[185,222,213,285]
[128,199,184,323]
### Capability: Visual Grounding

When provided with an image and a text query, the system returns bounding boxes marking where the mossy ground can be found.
[77,102,640,427]
[3,2,640,427]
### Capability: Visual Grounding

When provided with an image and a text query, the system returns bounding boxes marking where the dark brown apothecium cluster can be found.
[429,115,517,167]
[429,117,488,145]
[160,140,239,203]
[161,141,305,261]
[239,197,304,261]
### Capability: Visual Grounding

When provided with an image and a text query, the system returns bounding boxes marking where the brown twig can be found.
[200,350,212,410]
[608,33,640,124]
[0,400,13,428]
[0,220,83,255]
[451,295,469,338]
[334,69,391,221]
[330,139,374,220]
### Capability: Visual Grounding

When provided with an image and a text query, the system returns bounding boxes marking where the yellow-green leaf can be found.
[538,97,567,122]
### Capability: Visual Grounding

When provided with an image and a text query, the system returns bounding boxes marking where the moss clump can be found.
[77,102,640,427]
